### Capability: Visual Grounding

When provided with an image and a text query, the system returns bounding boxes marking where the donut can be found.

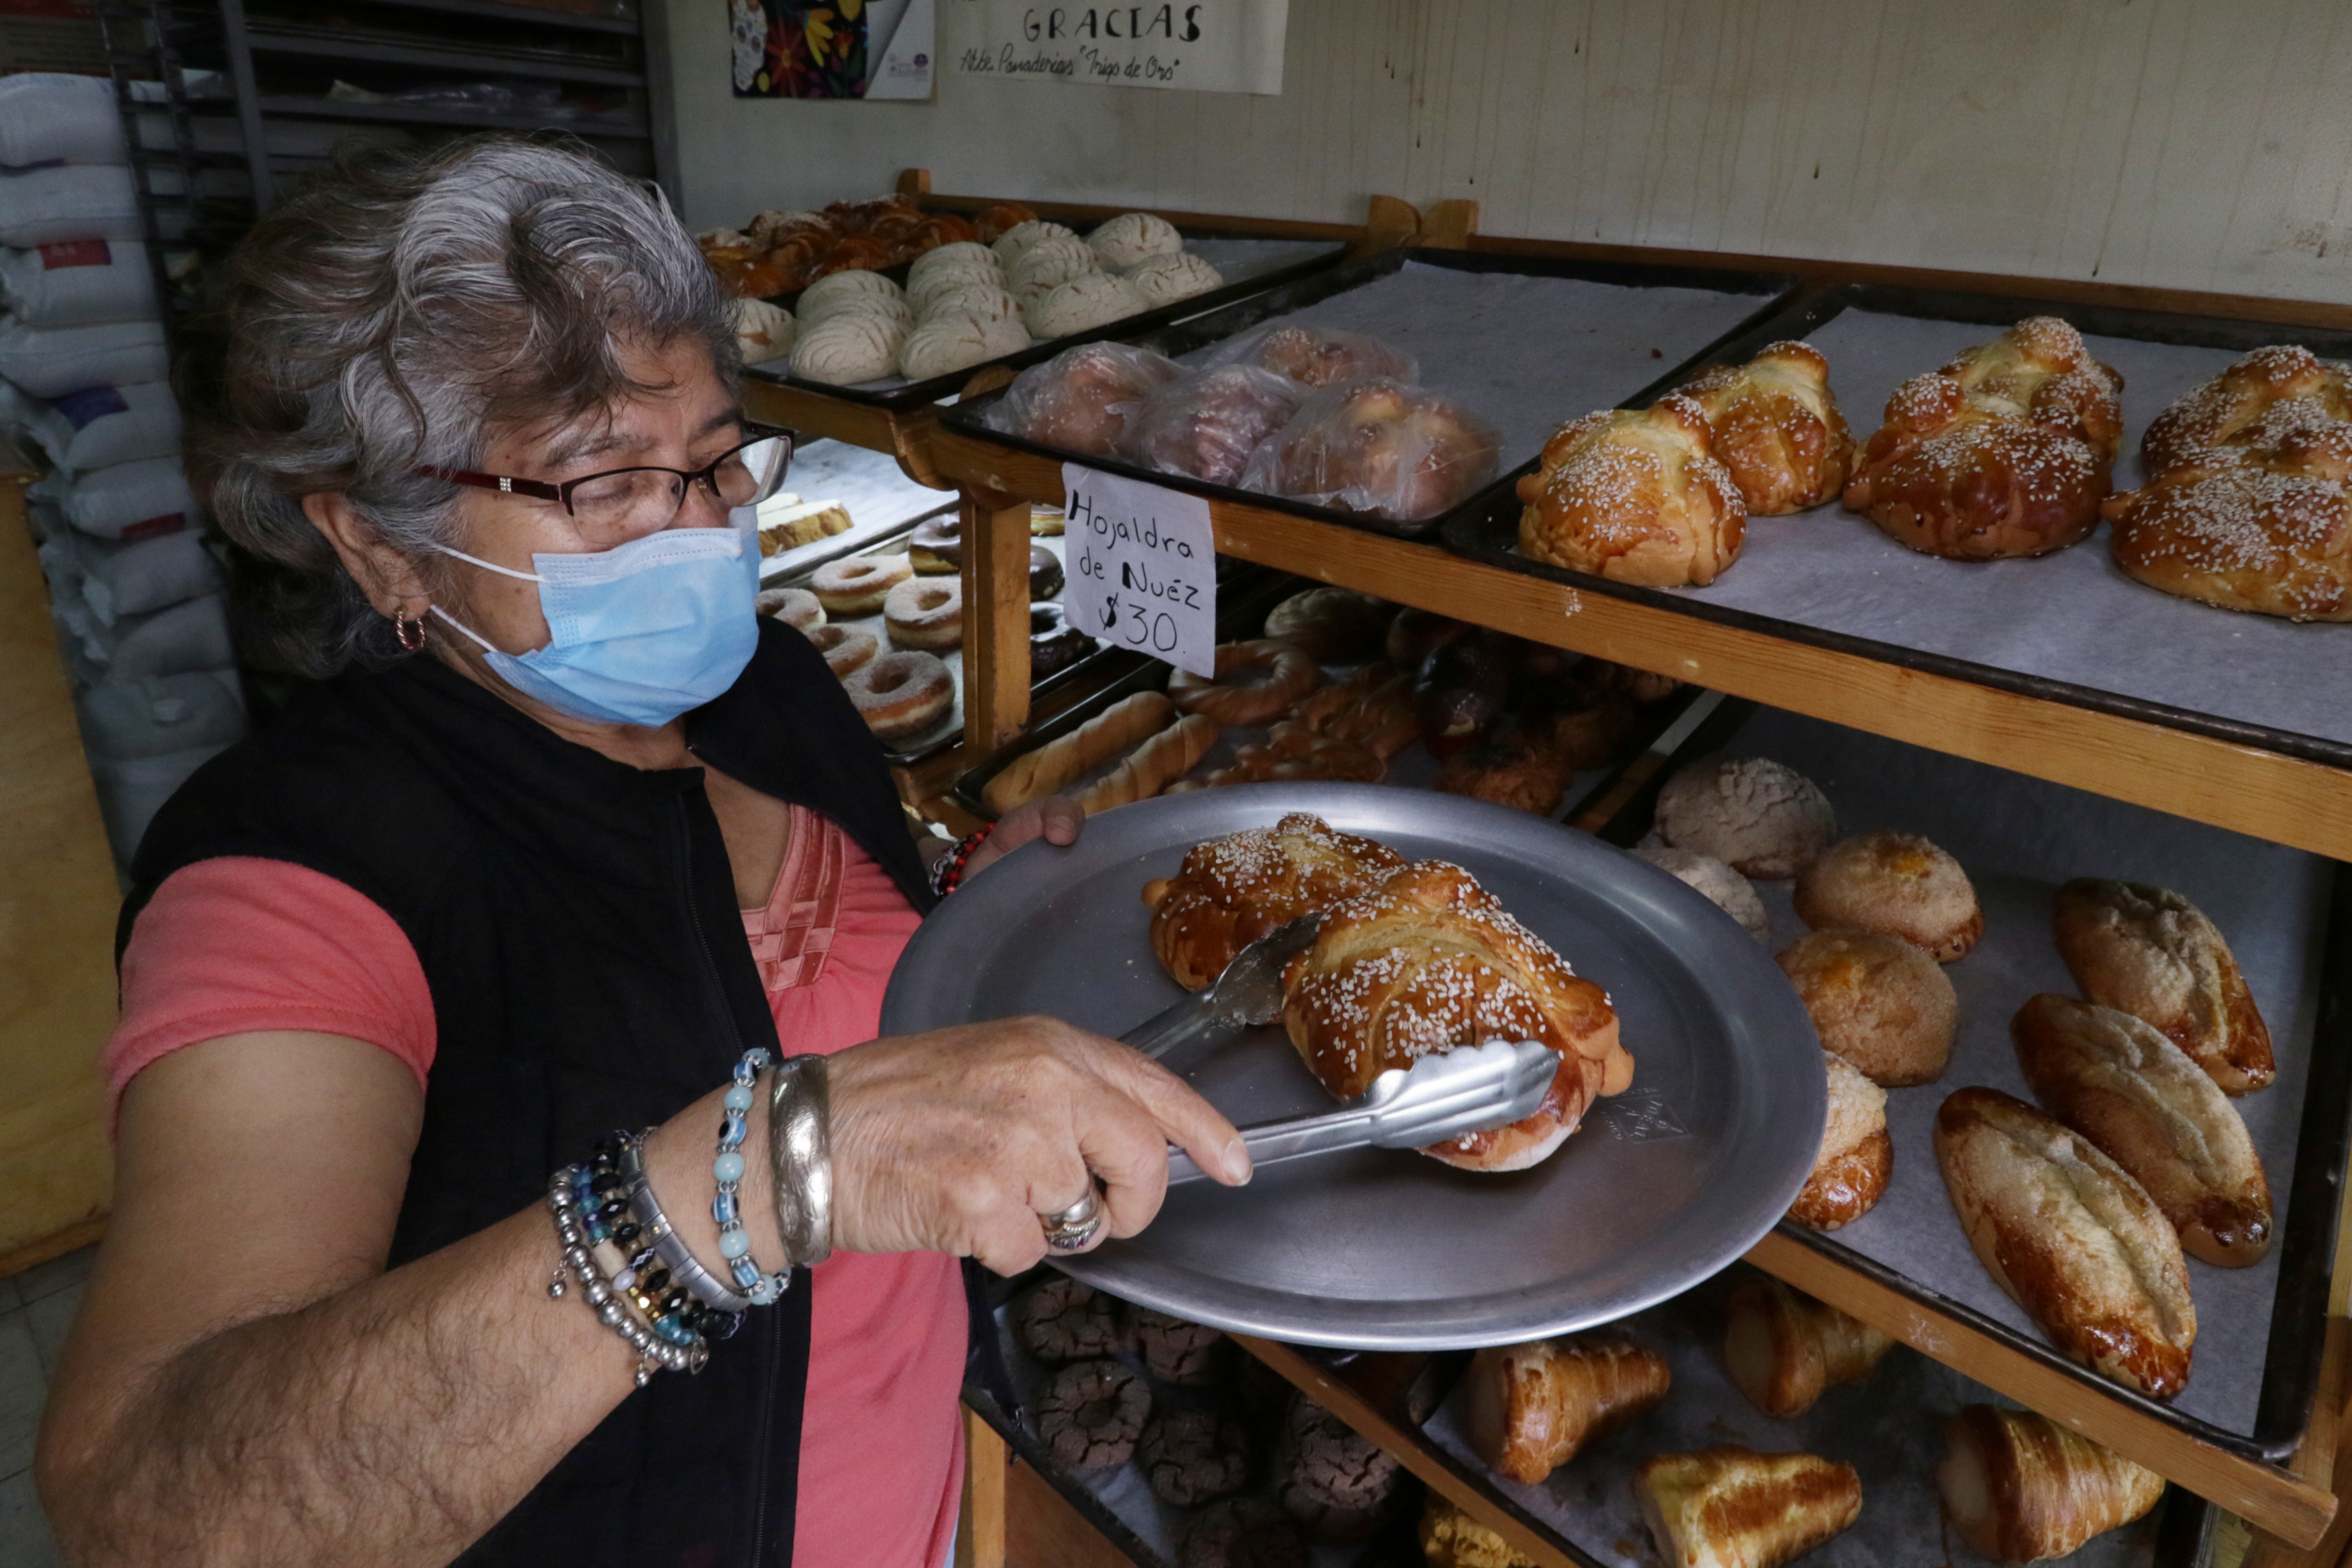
[1030,601,1097,681]
[1030,505,1066,536]
[1030,544,1065,599]
[843,650,953,742]
[884,577,964,651]
[908,516,962,575]
[804,623,877,679]
[1138,1406,1251,1507]
[756,585,824,633]
[1036,1359,1151,1471]
[811,553,913,615]
[1014,1276,1130,1363]
[1169,640,1323,726]
[1133,1306,1229,1385]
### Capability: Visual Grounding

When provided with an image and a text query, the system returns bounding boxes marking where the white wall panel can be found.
[663,0,2352,303]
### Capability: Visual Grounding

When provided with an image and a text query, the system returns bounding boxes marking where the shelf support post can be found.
[962,486,1034,757]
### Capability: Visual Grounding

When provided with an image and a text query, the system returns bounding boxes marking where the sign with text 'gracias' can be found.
[1062,463,1216,679]
[949,1,1286,94]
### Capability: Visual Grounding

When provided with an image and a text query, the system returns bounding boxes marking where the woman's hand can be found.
[826,1018,1249,1274]
[965,794,1082,879]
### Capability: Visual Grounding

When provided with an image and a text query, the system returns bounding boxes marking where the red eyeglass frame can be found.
[413,434,793,517]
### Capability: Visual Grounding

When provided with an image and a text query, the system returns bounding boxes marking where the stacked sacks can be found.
[0,72,241,862]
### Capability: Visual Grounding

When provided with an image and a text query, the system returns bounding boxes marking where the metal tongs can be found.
[1164,1039,1561,1185]
[1119,913,1323,1065]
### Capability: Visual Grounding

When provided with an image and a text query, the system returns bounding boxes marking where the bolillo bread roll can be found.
[1939,1405,2166,1563]
[2052,879,2274,1095]
[983,691,1173,815]
[1933,1087,2196,1398]
[2012,993,2272,1267]
[1073,713,1219,815]
[1635,1446,1862,1568]
[1461,1334,1671,1485]
[1721,1276,1896,1419]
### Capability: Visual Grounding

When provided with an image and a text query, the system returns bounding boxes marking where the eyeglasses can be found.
[417,434,794,546]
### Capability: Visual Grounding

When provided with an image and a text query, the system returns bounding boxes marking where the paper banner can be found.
[949,0,1287,95]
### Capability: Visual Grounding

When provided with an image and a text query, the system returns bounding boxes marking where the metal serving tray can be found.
[1443,281,2352,771]
[743,230,1351,414]
[880,782,1826,1350]
[1591,701,2352,1461]
[939,248,1803,543]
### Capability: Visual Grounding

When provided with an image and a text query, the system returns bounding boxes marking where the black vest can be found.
[124,620,940,1568]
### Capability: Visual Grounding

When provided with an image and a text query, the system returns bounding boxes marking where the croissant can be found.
[1462,1334,1671,1484]
[1515,396,1747,587]
[1636,1446,1862,1568]
[1721,1276,1895,1419]
[1939,1405,2166,1563]
[1140,813,1405,990]
[1679,341,1857,514]
[1279,861,1632,1171]
[2051,879,2274,1094]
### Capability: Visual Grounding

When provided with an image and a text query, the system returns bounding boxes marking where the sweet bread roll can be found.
[1934,1087,2196,1398]
[1515,397,1748,587]
[983,690,1174,815]
[1721,1276,1895,1417]
[1420,1494,1537,1568]
[1788,1049,1892,1230]
[1142,812,1405,990]
[1279,861,1632,1171]
[1073,713,1221,815]
[1777,929,1957,1087]
[1241,376,1501,523]
[1635,1446,1862,1568]
[1843,317,2124,561]
[2051,879,2273,1094]
[1168,639,1323,726]
[1679,341,1857,515]
[1283,662,1417,757]
[1792,829,1981,960]
[2012,993,2271,1267]
[1632,848,1769,943]
[987,342,1185,456]
[2139,343,2352,481]
[1463,1334,1671,1484]
[1120,365,1307,487]
[1940,1405,2167,1563]
[1653,755,1835,879]
[1261,586,1389,662]
[2105,444,2352,622]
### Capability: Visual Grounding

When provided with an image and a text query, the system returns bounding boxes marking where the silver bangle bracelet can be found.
[619,1136,754,1314]
[546,1167,711,1385]
[767,1054,833,1269]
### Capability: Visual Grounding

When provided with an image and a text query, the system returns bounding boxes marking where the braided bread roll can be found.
[982,691,1173,815]
[1074,714,1220,815]
[1141,813,1405,990]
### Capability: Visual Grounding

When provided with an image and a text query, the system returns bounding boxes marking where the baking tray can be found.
[1442,281,2352,770]
[742,230,1351,413]
[938,249,1805,543]
[880,782,1826,1350]
[754,434,960,585]
[1589,701,2352,1461]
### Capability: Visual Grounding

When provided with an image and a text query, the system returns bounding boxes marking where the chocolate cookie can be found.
[1035,1359,1150,1470]
[1180,1496,1308,1568]
[1138,1406,1251,1506]
[1014,1274,1130,1363]
[1134,1306,1230,1386]
[1277,1399,1403,1544]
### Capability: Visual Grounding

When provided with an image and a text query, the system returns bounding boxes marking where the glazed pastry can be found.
[1014,1275,1130,1363]
[1721,1276,1895,1418]
[810,552,913,615]
[1515,397,1748,586]
[1462,1334,1671,1484]
[1277,1398,1403,1545]
[804,624,877,679]
[1574,656,1683,707]
[987,342,1185,456]
[1635,1447,1863,1568]
[1029,504,1065,536]
[1777,930,1958,1087]
[1219,324,1417,389]
[984,690,1174,814]
[1169,639,1324,726]
[2106,447,2352,621]
[1420,1494,1537,1568]
[1519,700,1640,775]
[1241,376,1502,522]
[1261,586,1389,662]
[1679,341,1857,514]
[1842,316,2125,560]
[1139,1406,1251,1506]
[1029,543,1065,600]
[1387,607,1471,671]
[1632,848,1769,943]
[1170,728,1387,792]
[1281,861,1633,1171]
[1027,601,1095,681]
[842,650,953,744]
[1087,211,1184,269]
[2140,343,2352,481]
[2012,993,2271,1267]
[1121,365,1308,487]
[1132,1307,1229,1385]
[755,585,823,633]
[1027,272,1149,339]
[882,576,962,651]
[1412,635,1511,750]
[1788,1048,1893,1230]
[1140,812,1405,990]
[1036,1359,1150,1470]
[907,515,962,575]
[1940,1405,2168,1564]
[2051,879,2274,1094]
[1181,1497,1307,1568]
[1934,1087,2196,1398]
[1653,755,1835,879]
[1793,829,1982,960]
[1126,250,1224,307]
[1073,713,1221,815]
[972,202,1039,244]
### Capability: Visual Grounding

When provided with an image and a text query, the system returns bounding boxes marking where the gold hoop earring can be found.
[394,609,426,653]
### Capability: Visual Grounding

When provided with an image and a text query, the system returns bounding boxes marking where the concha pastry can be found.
[991,219,1077,264]
[909,265,1013,316]
[789,313,905,387]
[1007,236,1101,301]
[913,280,1021,328]
[1027,272,1149,339]
[1140,811,1406,990]
[1516,397,1747,587]
[731,297,795,365]
[907,240,1000,287]
[1125,250,1224,307]
[898,311,1031,380]
[808,292,911,338]
[1089,211,1184,269]
[1632,846,1769,942]
[796,267,902,324]
[1653,755,1836,879]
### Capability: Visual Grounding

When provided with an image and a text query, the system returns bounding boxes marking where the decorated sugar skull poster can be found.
[729,0,935,100]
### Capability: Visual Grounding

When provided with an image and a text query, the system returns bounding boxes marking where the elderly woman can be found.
[34,139,1248,1568]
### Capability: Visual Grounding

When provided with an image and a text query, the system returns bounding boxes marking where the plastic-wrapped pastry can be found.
[1679,340,1857,514]
[1241,376,1501,523]
[731,298,794,365]
[1006,234,1100,302]
[1026,272,1149,339]
[1119,365,1308,485]
[789,313,905,387]
[897,311,1030,381]
[984,341,1185,456]
[1208,322,1418,387]
[1088,211,1184,268]
[991,218,1077,264]
[1515,397,1747,587]
[796,267,902,323]
[1126,250,1225,307]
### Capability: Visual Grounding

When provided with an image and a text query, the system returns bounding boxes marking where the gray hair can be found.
[187,135,740,677]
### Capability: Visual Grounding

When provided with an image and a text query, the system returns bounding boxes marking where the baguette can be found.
[1462,1334,1671,1485]
[1939,1405,2165,1563]
[1933,1087,2195,1398]
[1635,1446,1861,1568]
[1721,1276,1895,1419]
[2013,993,2272,1267]
[2052,878,2273,1095]
[1074,714,1221,815]
[982,691,1173,815]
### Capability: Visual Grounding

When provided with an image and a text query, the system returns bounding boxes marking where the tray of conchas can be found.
[1440,283,2352,768]
[938,247,1803,543]
[1568,698,2352,1463]
[702,193,1351,410]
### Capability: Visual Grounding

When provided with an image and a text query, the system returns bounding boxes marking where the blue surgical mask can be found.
[430,518,759,728]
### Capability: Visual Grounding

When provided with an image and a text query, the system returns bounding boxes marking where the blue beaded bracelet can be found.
[715,1048,790,1306]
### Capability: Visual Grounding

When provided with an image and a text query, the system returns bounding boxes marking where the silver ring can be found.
[1038,1188,1104,1253]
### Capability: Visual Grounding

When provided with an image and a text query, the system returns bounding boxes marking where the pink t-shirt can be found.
[108,808,962,1568]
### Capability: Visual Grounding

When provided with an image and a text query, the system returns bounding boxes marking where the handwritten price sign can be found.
[1062,463,1217,679]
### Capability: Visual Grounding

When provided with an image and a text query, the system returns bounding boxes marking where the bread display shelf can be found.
[752,433,958,583]
[939,246,1802,543]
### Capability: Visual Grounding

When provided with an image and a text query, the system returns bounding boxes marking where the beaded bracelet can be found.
[714,1048,790,1306]
[618,1137,753,1317]
[547,1148,711,1387]
[927,822,993,898]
